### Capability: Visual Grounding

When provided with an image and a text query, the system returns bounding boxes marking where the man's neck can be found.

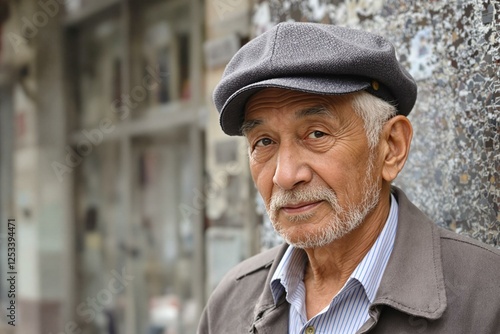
[302,188,392,319]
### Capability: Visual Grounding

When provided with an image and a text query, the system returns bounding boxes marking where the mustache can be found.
[269,186,340,212]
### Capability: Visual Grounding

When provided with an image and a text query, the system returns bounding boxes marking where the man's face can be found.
[243,88,383,248]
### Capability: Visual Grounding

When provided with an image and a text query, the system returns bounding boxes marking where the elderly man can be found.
[198,22,500,334]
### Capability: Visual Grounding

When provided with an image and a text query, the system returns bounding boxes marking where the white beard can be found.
[267,156,380,249]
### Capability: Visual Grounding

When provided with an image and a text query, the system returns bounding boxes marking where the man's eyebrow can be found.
[240,119,262,136]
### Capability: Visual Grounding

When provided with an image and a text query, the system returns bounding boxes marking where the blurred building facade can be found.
[0,0,208,333]
[0,0,498,334]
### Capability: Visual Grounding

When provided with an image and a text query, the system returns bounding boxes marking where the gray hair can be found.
[351,91,397,149]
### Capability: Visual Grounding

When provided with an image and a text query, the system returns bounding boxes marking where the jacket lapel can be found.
[368,187,447,324]
[251,243,290,333]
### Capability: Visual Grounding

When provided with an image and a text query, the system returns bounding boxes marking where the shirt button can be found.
[306,326,315,334]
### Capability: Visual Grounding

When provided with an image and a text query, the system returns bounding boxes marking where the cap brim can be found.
[220,76,371,136]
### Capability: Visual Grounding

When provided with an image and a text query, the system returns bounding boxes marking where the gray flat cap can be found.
[213,22,417,136]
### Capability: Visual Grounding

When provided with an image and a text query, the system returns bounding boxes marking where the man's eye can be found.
[255,138,273,147]
[307,131,326,139]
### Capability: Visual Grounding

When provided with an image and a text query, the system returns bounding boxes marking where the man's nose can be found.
[272,143,312,190]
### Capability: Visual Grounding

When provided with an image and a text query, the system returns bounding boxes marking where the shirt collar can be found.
[350,194,398,302]
[270,194,399,305]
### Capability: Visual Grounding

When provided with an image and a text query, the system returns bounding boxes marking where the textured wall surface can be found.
[253,0,500,247]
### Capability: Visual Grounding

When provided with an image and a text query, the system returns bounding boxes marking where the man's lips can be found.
[281,201,323,214]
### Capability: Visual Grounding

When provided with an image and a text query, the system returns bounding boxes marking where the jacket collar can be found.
[371,187,447,319]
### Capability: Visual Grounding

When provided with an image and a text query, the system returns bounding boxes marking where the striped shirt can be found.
[270,194,399,334]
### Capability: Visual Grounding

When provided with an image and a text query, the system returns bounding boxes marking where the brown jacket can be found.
[198,187,500,333]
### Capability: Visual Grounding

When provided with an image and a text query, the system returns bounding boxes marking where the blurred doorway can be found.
[131,131,202,334]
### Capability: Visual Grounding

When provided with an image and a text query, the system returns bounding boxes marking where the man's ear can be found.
[380,115,413,182]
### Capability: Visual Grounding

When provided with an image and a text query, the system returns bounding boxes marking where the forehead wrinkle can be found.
[243,90,350,135]
[245,88,329,112]
[295,105,336,120]
[245,92,298,113]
